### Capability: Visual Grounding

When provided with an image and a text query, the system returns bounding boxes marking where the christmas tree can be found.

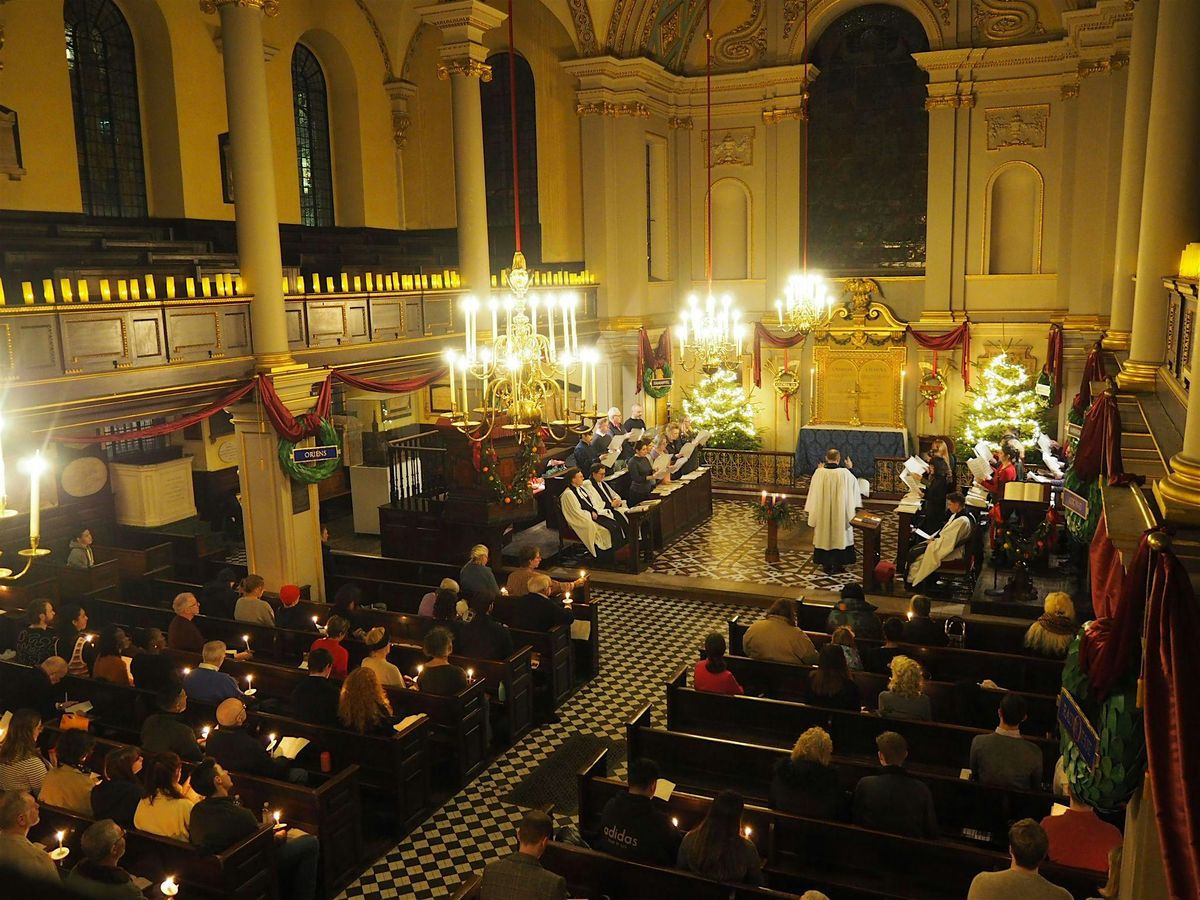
[954,352,1046,449]
[683,368,763,450]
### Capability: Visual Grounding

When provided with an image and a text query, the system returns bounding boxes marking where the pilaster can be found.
[384,78,418,229]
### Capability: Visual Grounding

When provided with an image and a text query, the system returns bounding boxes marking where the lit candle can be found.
[166,276,176,299]
[579,570,587,580]
[569,298,578,353]
[466,668,474,681]
[548,297,557,360]
[56,830,64,849]
[182,667,191,677]
[268,733,276,745]
[744,826,753,838]
[906,611,914,620]
[24,452,44,542]
[160,876,179,897]
[530,295,538,335]
[489,298,499,340]
[460,359,468,415]
[776,299,784,325]
[446,352,457,414]
[144,275,156,300]
[762,490,768,504]
[243,634,250,651]
[245,674,253,690]
[416,664,424,676]
[311,615,319,627]
[273,810,281,826]
[672,817,679,828]
[201,725,210,739]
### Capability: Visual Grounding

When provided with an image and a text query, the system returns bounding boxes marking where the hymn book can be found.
[268,736,310,760]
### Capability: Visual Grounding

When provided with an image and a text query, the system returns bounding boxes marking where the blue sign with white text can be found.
[292,445,340,464]
[1058,688,1100,769]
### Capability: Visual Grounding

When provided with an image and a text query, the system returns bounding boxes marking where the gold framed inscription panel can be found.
[811,345,906,428]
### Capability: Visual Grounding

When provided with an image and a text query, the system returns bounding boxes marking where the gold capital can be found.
[437,59,493,82]
[200,0,280,15]
[762,104,807,124]
[575,100,650,119]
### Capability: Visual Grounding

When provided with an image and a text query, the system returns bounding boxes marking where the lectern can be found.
[851,511,882,591]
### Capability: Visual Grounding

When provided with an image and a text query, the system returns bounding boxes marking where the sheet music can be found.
[900,471,925,494]
[904,456,930,475]
[628,428,644,442]
[913,527,936,541]
[966,456,993,481]
[974,440,992,460]
[652,452,671,473]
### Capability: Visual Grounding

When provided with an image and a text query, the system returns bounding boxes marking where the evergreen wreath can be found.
[642,361,673,399]
[997,515,1052,564]
[1063,467,1103,544]
[479,439,539,505]
[278,418,341,484]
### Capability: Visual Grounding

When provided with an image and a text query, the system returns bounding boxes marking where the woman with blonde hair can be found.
[1024,592,1077,658]
[769,726,842,820]
[459,544,500,600]
[877,655,932,721]
[0,709,49,795]
[359,627,403,687]
[338,667,395,735]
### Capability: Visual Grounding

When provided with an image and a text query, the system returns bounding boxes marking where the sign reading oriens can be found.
[1058,687,1100,769]
[1062,488,1089,519]
[291,445,340,464]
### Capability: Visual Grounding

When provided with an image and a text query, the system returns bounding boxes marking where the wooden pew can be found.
[160,648,489,789]
[121,525,225,582]
[665,667,1059,782]
[577,749,1103,900]
[33,804,278,900]
[728,617,1065,696]
[41,725,365,899]
[624,707,1056,847]
[792,603,1038,655]
[34,558,121,603]
[715,653,1059,736]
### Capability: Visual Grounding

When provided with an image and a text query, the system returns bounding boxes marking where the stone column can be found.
[385,79,418,229]
[1117,0,1200,392]
[417,1,507,296]
[1104,0,1160,351]
[201,0,292,370]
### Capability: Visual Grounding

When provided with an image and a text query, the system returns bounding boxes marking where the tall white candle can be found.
[446,354,457,413]
[27,452,42,542]
[530,296,538,335]
[460,360,468,414]
[569,301,578,354]
[490,299,499,341]
[0,415,5,503]
[561,300,569,357]
[548,299,557,362]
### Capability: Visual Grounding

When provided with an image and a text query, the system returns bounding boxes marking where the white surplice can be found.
[804,464,863,551]
[909,513,974,586]
[560,485,613,557]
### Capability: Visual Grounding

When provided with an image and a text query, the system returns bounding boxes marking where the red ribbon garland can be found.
[906,321,971,388]
[1072,341,1109,414]
[753,323,806,388]
[1045,324,1065,406]
[257,375,333,443]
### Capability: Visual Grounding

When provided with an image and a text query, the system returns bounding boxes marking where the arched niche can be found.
[790,0,946,59]
[294,28,367,227]
[983,161,1044,275]
[708,177,751,281]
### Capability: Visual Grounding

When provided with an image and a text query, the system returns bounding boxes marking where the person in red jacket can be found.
[981,444,1019,497]
[693,633,743,695]
[308,615,350,679]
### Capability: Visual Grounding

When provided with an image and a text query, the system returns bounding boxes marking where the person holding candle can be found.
[676,789,763,886]
[207,698,307,784]
[337,667,396,736]
[233,574,275,628]
[0,789,60,883]
[199,568,240,621]
[90,747,142,829]
[66,818,144,900]
[414,627,468,696]
[40,729,99,816]
[189,760,321,900]
[167,593,205,654]
[66,527,95,569]
[134,752,197,842]
[90,626,132,687]
[182,642,245,704]
[459,545,501,601]
[0,710,50,797]
[54,604,95,678]
[140,685,203,764]
[308,615,350,679]
[455,593,514,662]
[289,648,340,728]
[505,545,581,599]
[274,584,313,632]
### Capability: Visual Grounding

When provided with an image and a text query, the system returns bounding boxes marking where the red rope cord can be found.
[508,0,521,253]
[801,0,809,274]
[705,0,713,288]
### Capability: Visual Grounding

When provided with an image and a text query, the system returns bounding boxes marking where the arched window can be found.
[64,0,147,218]
[481,53,540,265]
[807,5,929,274]
[292,44,335,228]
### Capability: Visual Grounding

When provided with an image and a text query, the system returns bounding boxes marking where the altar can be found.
[796,425,907,480]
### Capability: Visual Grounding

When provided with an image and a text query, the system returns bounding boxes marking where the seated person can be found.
[460,546,501,601]
[90,747,142,829]
[902,595,948,646]
[455,593,515,661]
[869,616,906,674]
[852,732,938,839]
[418,578,460,617]
[587,463,631,528]
[809,644,860,711]
[167,593,205,653]
[970,693,1044,791]
[309,616,351,679]
[1023,592,1077,658]
[360,627,404,687]
[141,685,204,763]
[0,710,49,796]
[189,759,321,900]
[66,819,144,900]
[825,584,882,641]
[0,789,60,883]
[91,625,132,686]
[771,726,842,820]
[494,573,573,632]
[290,648,340,728]
[967,819,1072,900]
[14,600,57,666]
[39,729,99,815]
[744,599,818,665]
[275,584,315,632]
[505,545,580,598]
[907,493,975,587]
[128,628,175,693]
[415,627,469,696]
[199,567,240,620]
[12,656,67,720]
[66,526,95,569]
[676,790,763,886]
[133,752,197,842]
[481,810,566,900]
[693,633,743,695]
[1039,782,1123,873]
[596,758,681,866]
[560,467,622,559]
[338,667,396,736]
[207,697,305,783]
[182,641,245,704]
[233,574,275,627]
[831,625,864,670]
[877,655,932,721]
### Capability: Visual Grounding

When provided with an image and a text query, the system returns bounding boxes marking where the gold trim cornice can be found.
[437,59,492,81]
[668,116,693,130]
[200,0,279,15]
[576,100,650,118]
[924,93,975,111]
[762,104,806,124]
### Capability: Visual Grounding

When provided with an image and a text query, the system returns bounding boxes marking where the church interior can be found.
[0,0,1197,897]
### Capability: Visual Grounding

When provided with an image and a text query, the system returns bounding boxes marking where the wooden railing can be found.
[1165,276,1199,392]
[701,447,906,497]
[387,429,448,512]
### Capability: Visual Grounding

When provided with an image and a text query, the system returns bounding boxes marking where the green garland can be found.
[997,516,1052,564]
[1060,633,1146,812]
[642,361,673,399]
[1063,467,1103,544]
[278,418,341,484]
[480,439,539,505]
[754,498,799,528]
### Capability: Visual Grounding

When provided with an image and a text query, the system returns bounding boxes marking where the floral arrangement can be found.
[479,439,539,506]
[754,491,799,527]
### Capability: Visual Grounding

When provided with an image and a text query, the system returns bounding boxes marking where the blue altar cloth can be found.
[796,426,908,480]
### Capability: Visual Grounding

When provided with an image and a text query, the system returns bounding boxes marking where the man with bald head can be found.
[206,698,307,783]
[494,573,574,633]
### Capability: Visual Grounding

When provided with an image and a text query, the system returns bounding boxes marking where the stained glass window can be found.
[64,0,147,218]
[481,53,540,264]
[807,5,929,274]
[292,45,335,228]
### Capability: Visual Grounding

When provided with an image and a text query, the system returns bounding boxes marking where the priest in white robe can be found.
[584,463,629,538]
[907,492,975,586]
[560,468,621,559]
[805,449,863,574]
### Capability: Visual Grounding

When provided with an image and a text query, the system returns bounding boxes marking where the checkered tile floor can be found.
[648,498,899,594]
[338,588,762,899]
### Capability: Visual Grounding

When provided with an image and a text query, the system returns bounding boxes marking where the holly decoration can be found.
[643,361,673,399]
[997,514,1053,564]
[479,439,539,505]
[278,418,341,484]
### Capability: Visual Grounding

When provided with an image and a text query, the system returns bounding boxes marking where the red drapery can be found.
[906,321,971,388]
[636,327,673,394]
[1073,391,1126,485]
[1089,510,1125,619]
[51,380,258,445]
[752,323,806,388]
[332,367,446,396]
[1144,538,1200,900]
[1045,324,1065,406]
[257,375,333,442]
[1073,341,1109,414]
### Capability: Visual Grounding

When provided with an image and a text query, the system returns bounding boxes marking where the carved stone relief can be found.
[714,0,766,69]
[973,0,1044,43]
[703,127,755,167]
[985,105,1049,150]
